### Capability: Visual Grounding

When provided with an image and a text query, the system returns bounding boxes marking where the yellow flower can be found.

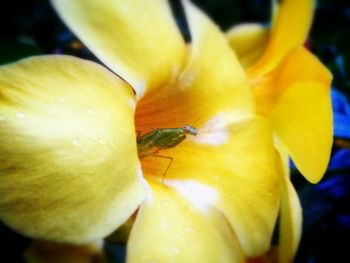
[0,1,281,262]
[227,0,332,262]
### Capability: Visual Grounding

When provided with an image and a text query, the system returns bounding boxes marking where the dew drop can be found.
[103,114,110,122]
[72,138,80,146]
[16,111,25,119]
[173,247,181,254]
[129,99,136,109]
[160,222,168,230]
[184,226,195,234]
[161,200,169,207]
[187,240,193,246]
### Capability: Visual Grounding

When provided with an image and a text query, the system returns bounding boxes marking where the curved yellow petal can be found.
[226,23,269,68]
[272,82,332,183]
[25,240,105,263]
[0,56,146,243]
[181,0,253,116]
[249,0,315,76]
[127,181,244,263]
[252,47,332,183]
[141,117,280,257]
[276,149,302,263]
[135,0,254,131]
[51,0,186,98]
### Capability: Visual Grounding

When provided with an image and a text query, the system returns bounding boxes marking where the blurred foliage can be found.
[0,0,349,263]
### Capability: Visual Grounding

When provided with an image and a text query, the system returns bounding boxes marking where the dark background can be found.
[1,0,350,262]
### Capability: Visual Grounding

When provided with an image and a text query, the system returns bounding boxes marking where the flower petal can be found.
[141,117,280,257]
[135,0,254,130]
[0,56,146,243]
[276,150,302,263]
[127,181,244,263]
[226,23,269,68]
[51,0,186,98]
[272,82,332,183]
[253,47,332,183]
[249,0,315,76]
[182,0,253,115]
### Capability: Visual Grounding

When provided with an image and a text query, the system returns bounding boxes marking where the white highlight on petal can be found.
[195,130,228,145]
[16,111,25,119]
[171,64,181,80]
[180,71,195,90]
[166,180,218,212]
[135,80,146,100]
[129,98,136,109]
[192,112,252,146]
[136,164,144,179]
[192,113,229,145]
[136,163,152,203]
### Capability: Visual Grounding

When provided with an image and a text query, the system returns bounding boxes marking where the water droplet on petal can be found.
[72,138,80,146]
[160,222,168,230]
[109,140,114,147]
[161,200,169,207]
[173,247,181,254]
[184,226,195,234]
[187,240,193,246]
[103,114,110,122]
[16,111,25,119]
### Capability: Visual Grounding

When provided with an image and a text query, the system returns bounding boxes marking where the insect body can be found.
[137,125,198,180]
[137,125,198,157]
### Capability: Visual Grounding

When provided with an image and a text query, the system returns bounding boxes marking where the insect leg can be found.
[148,154,173,184]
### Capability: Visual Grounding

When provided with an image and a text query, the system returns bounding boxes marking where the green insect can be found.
[137,125,198,180]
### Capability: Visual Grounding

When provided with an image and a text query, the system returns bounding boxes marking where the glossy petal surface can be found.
[136,0,253,130]
[252,48,332,183]
[226,23,269,68]
[0,56,146,243]
[127,181,244,263]
[141,117,280,257]
[276,149,302,263]
[249,0,315,76]
[51,0,186,98]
